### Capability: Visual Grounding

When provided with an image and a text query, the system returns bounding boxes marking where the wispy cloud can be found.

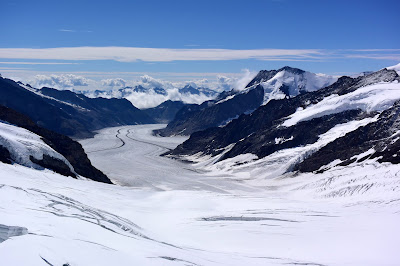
[0,61,80,65]
[0,47,322,62]
[59,29,93,33]
[345,54,400,61]
[0,46,398,63]
[59,29,76,32]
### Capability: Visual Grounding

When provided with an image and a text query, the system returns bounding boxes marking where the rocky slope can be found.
[166,68,400,174]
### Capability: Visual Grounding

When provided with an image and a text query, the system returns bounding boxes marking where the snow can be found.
[1,124,400,265]
[283,81,400,127]
[203,117,378,182]
[0,121,74,172]
[260,70,337,105]
[215,94,236,104]
[387,63,400,75]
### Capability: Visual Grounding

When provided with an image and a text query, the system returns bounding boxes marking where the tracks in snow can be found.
[87,129,126,154]
[126,129,172,151]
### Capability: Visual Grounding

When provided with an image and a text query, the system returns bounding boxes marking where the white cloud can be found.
[59,29,76,32]
[101,78,126,87]
[125,87,213,109]
[0,47,322,62]
[138,75,168,89]
[233,69,258,91]
[33,74,91,89]
[0,62,80,65]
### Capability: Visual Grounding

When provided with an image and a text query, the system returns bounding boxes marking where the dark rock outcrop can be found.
[30,154,76,178]
[0,145,12,164]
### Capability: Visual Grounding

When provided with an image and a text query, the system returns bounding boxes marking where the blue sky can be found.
[0,0,399,83]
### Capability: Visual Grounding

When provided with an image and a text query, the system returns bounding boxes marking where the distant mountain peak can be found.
[278,66,305,74]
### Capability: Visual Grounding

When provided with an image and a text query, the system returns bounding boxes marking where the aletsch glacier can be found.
[0,64,400,265]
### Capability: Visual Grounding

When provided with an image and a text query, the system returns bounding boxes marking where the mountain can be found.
[156,66,336,136]
[142,100,187,123]
[179,85,218,97]
[81,84,216,100]
[0,105,111,183]
[166,68,400,176]
[0,77,154,138]
[155,86,264,136]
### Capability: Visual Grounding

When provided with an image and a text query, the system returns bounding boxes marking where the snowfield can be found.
[0,124,400,265]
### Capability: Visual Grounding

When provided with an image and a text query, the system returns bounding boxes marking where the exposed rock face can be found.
[0,145,11,164]
[0,77,154,138]
[167,68,400,173]
[0,105,112,183]
[30,154,76,178]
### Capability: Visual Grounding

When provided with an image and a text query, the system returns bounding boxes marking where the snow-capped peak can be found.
[258,67,337,105]
[387,63,400,75]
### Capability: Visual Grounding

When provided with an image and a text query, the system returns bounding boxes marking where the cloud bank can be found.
[34,74,90,89]
[101,78,126,87]
[26,71,257,108]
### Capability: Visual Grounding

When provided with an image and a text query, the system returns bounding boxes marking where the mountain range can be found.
[156,66,337,136]
[0,77,155,138]
[78,84,219,100]
[166,66,400,177]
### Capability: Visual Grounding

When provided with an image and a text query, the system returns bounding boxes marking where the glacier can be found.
[1,124,398,265]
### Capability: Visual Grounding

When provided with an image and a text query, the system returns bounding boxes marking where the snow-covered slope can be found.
[282,81,400,127]
[387,62,400,75]
[0,121,74,173]
[0,105,111,183]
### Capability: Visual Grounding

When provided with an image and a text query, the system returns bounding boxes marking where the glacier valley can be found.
[0,124,399,265]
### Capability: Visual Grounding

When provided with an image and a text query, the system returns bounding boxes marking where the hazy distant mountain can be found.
[79,84,218,106]
[142,100,189,123]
